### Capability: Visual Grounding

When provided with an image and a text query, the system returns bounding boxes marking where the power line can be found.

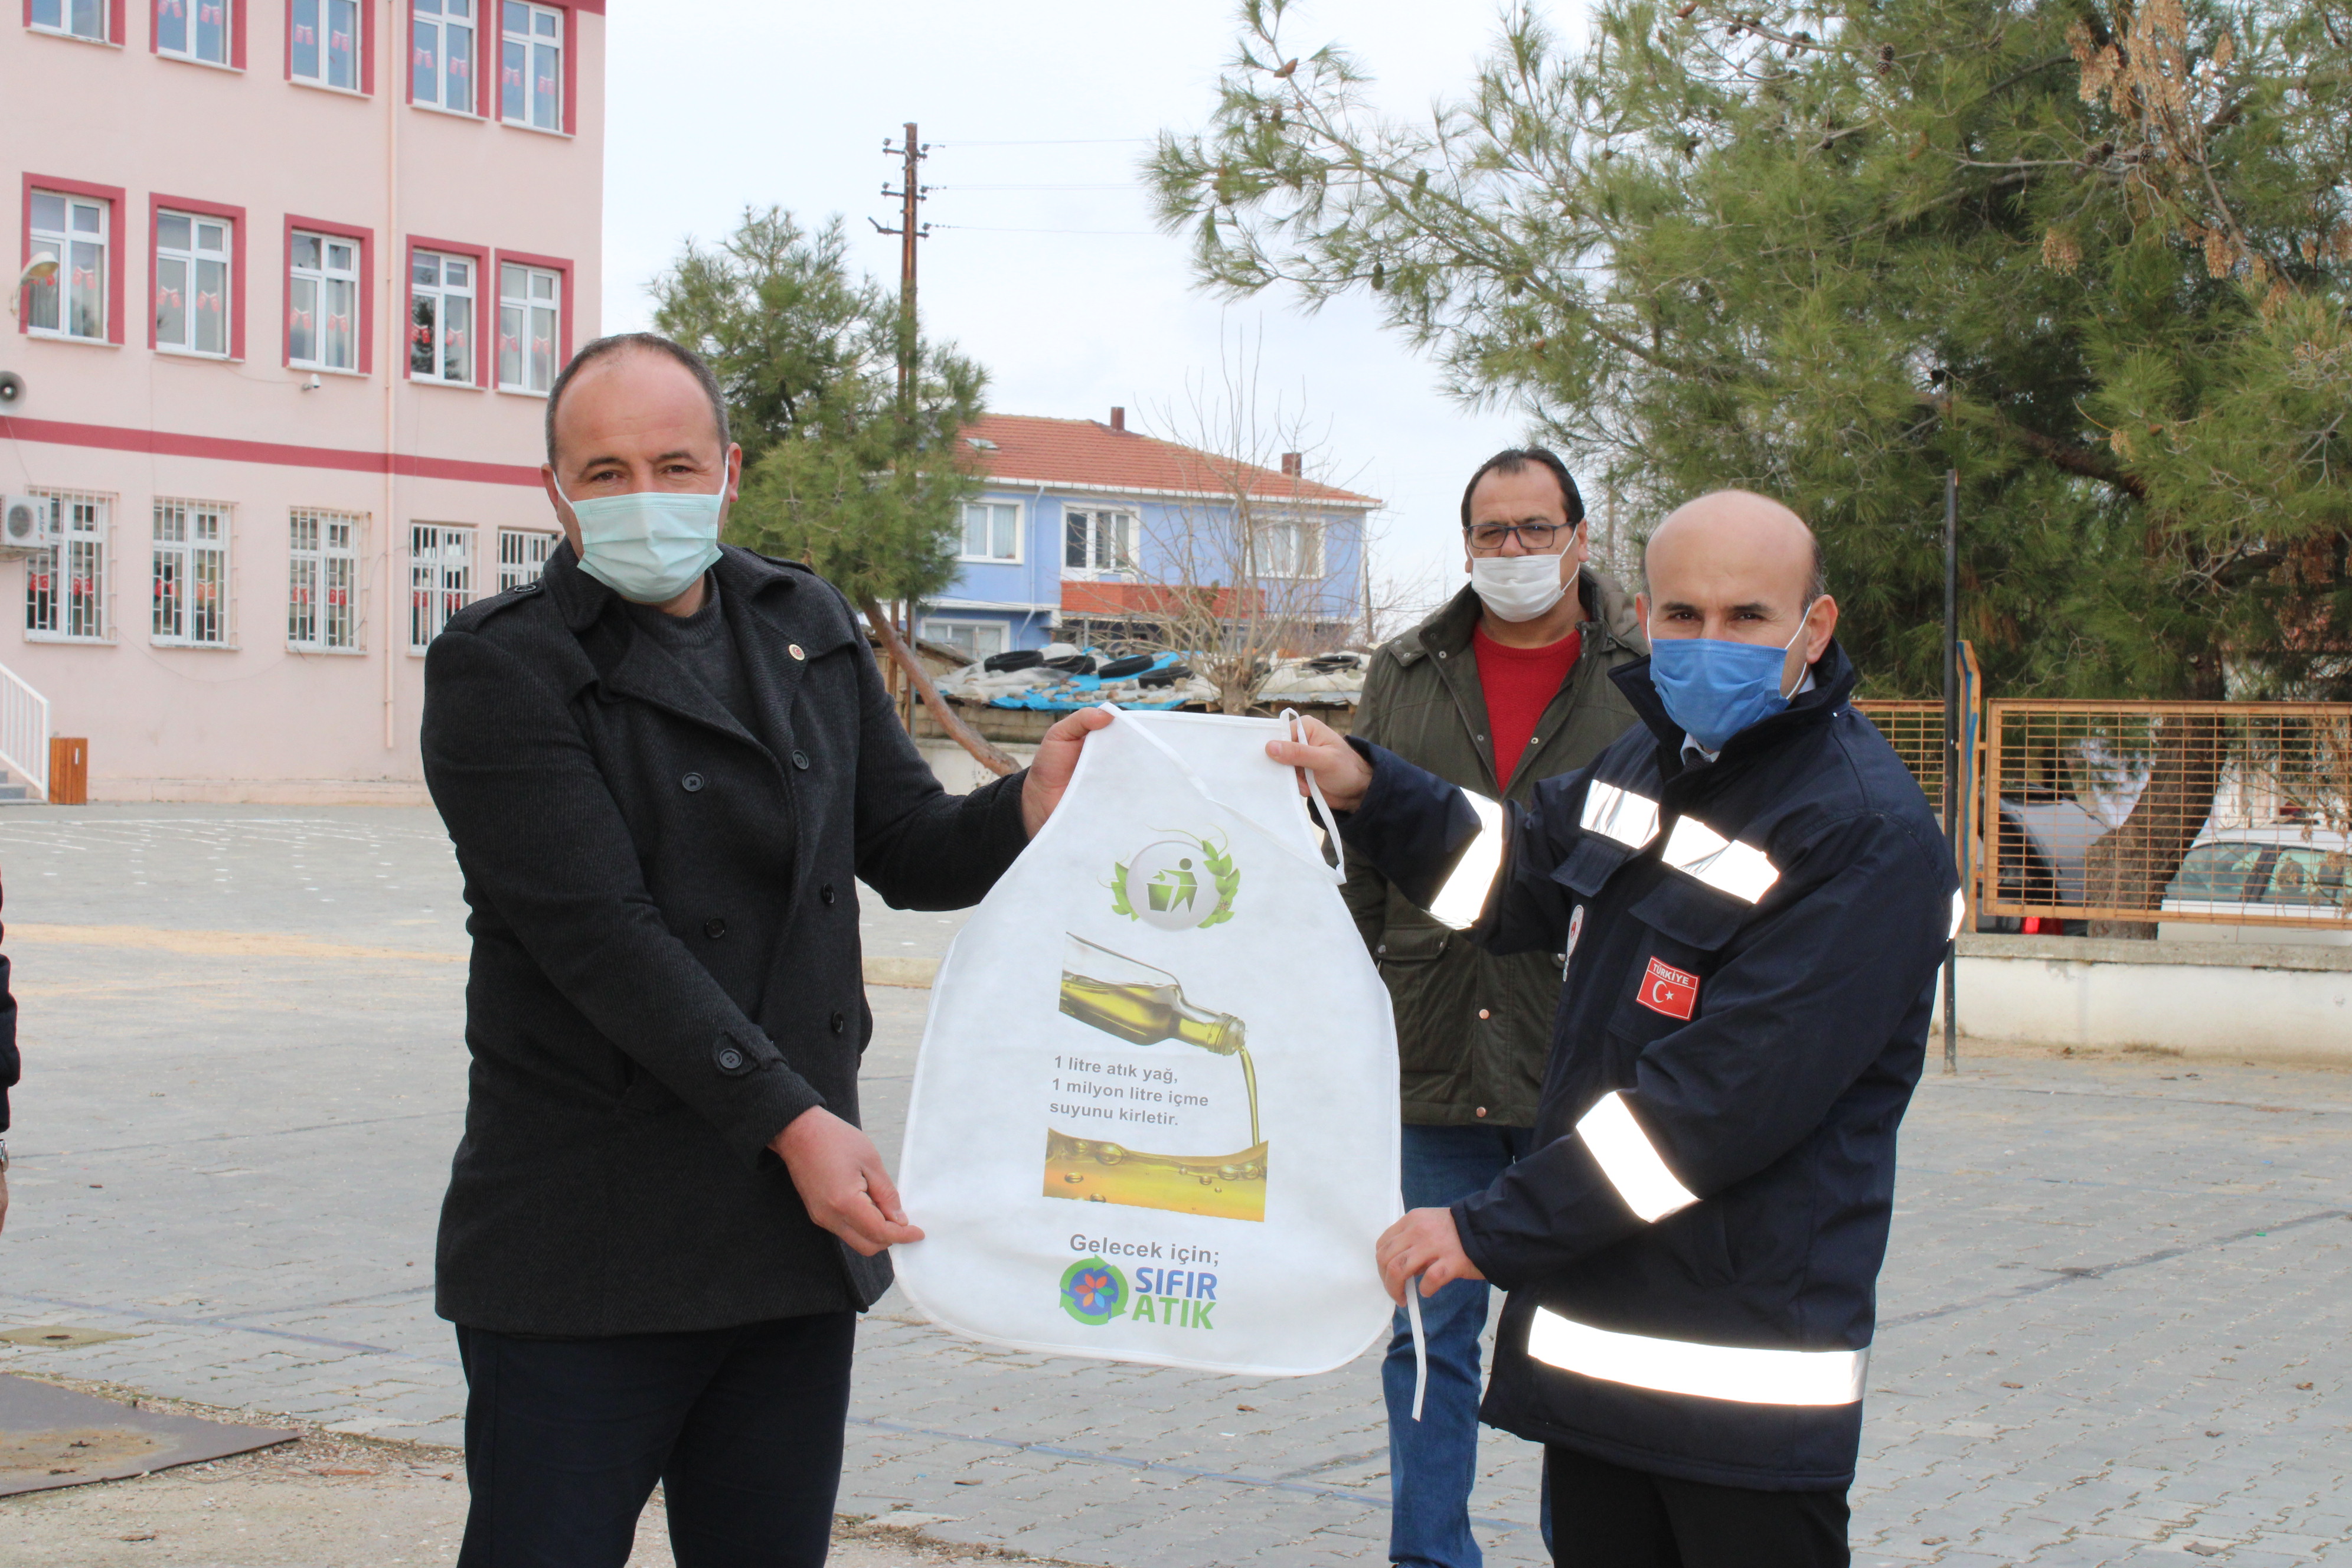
[930,183,1139,192]
[930,223,1161,237]
[930,137,1153,147]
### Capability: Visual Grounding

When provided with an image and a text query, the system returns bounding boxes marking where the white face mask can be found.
[1468,553,1569,623]
[553,476,726,605]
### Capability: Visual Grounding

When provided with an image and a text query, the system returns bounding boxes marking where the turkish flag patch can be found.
[1637,956,1700,1021]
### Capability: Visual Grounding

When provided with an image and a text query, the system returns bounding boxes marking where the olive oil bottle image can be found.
[1047,935,1266,1221]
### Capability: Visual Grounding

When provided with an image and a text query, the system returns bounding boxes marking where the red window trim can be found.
[282,214,375,375]
[282,0,373,93]
[488,0,582,135]
[491,249,574,391]
[21,175,129,346]
[21,0,128,42]
[404,234,491,388]
[148,194,248,361]
[149,0,246,67]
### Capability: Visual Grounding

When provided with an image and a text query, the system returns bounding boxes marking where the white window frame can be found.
[289,230,361,374]
[959,499,1021,564]
[24,490,113,643]
[288,0,362,92]
[27,0,109,43]
[155,209,233,359]
[410,522,475,651]
[151,498,233,648]
[498,0,562,132]
[496,527,554,593]
[1255,512,1325,580]
[411,0,477,113]
[922,619,1010,665]
[410,250,475,386]
[288,508,364,653]
[496,262,560,394]
[1062,505,1138,577]
[155,0,233,66]
[26,191,108,343]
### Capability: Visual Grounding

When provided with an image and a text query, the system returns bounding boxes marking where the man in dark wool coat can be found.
[421,331,1106,1568]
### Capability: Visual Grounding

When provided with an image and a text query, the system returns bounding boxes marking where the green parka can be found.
[1342,569,1646,1128]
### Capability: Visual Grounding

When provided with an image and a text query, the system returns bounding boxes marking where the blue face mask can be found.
[554,478,726,605]
[1647,603,1815,754]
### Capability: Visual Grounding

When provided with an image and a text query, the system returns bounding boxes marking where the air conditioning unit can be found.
[0,495,58,557]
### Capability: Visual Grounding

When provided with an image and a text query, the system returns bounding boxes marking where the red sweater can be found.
[1472,622,1583,788]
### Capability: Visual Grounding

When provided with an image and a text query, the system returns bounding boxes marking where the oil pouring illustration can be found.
[1049,935,1265,1221]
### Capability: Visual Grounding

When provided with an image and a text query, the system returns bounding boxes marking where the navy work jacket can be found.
[1338,641,1956,1491]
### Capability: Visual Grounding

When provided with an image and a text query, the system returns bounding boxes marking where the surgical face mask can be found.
[553,476,725,605]
[1468,552,1569,623]
[1646,601,1816,753]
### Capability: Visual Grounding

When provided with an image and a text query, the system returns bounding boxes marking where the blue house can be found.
[919,410,1380,662]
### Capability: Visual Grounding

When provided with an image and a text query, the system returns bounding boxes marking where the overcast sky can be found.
[601,1,1587,624]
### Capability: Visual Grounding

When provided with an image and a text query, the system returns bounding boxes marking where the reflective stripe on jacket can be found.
[1338,641,1957,1490]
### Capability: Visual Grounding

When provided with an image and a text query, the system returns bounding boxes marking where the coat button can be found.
[717,1047,744,1072]
[1475,1106,1488,1118]
[681,772,705,792]
[829,1011,847,1035]
[704,917,727,939]
[1436,649,1448,659]
[1478,1008,1491,1020]
[820,884,837,905]
[789,643,806,661]
[791,749,811,770]
[1375,942,1387,956]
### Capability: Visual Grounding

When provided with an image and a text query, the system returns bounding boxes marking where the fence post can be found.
[1941,472,1959,1074]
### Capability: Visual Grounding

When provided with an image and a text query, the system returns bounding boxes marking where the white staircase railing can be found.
[0,659,49,801]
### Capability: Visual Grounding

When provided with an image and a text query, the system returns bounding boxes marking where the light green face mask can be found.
[553,477,726,604]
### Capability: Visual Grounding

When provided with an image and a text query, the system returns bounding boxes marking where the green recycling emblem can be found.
[1110,831,1240,932]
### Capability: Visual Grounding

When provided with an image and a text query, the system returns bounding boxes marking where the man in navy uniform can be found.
[1273,491,1958,1567]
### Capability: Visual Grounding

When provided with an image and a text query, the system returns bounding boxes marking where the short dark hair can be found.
[544,332,731,468]
[1459,447,1586,531]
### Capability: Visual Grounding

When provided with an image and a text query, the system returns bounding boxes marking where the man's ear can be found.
[1806,595,1839,663]
[724,443,744,502]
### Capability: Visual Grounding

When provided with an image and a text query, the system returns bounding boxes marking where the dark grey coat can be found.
[421,541,1028,1337]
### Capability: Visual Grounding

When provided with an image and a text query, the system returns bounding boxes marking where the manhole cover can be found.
[0,1326,138,1349]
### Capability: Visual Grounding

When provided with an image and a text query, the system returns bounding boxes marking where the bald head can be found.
[1638,489,1838,682]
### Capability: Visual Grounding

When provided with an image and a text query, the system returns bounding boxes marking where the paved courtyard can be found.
[0,805,2347,1566]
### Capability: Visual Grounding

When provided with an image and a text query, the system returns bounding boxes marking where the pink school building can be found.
[1,0,603,801]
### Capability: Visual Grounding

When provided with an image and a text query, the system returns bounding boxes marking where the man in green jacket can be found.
[1345,448,1644,1568]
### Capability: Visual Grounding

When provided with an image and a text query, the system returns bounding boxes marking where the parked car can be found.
[1979,797,2105,935]
[2158,827,2352,947]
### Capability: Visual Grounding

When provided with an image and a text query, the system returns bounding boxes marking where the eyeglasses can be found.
[1466,521,1571,551]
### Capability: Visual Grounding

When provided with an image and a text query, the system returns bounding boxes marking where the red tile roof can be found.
[959,414,1379,507]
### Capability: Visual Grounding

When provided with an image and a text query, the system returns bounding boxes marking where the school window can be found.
[1063,507,1137,574]
[288,508,362,652]
[155,211,232,358]
[289,231,360,373]
[410,523,473,649]
[499,1,561,130]
[497,263,559,393]
[923,620,1009,664]
[410,251,474,385]
[25,191,107,342]
[289,0,361,90]
[28,0,107,41]
[411,0,475,110]
[1257,515,1322,579]
[25,491,111,642]
[156,0,231,64]
[961,501,1020,562]
[496,528,554,593]
[152,499,231,648]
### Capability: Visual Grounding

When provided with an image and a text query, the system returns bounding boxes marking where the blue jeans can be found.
[1385,1122,1540,1568]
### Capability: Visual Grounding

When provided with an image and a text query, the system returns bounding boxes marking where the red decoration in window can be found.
[293,22,314,41]
[198,2,221,21]
[289,309,313,328]
[157,288,184,309]
[195,290,221,312]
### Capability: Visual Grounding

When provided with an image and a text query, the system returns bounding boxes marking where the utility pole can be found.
[874,122,929,407]
[1942,469,1961,1075]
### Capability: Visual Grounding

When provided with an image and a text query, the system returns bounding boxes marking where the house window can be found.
[289,230,360,372]
[28,0,107,41]
[1063,507,1137,573]
[155,210,232,357]
[26,191,107,342]
[152,498,231,647]
[25,491,110,642]
[499,1,561,130]
[923,619,1009,665]
[290,0,361,90]
[288,508,362,651]
[496,527,554,592]
[961,501,1020,562]
[1257,515,1322,579]
[156,0,230,64]
[410,251,474,384]
[497,262,559,393]
[411,0,475,110]
[410,523,473,648]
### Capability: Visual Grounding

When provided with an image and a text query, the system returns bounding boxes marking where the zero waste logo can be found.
[1059,1257,1129,1325]
[1109,831,1240,931]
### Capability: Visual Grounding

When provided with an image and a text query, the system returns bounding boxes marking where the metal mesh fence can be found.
[1982,701,2352,930]
[1854,701,1948,821]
